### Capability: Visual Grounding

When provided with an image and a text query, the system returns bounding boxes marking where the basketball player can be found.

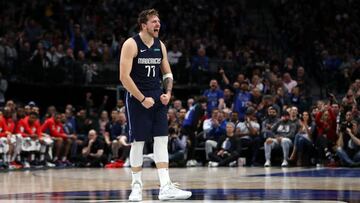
[119,9,192,201]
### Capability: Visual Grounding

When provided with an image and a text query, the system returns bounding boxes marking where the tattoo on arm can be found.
[164,77,173,94]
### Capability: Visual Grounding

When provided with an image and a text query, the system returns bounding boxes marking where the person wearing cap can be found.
[264,110,297,167]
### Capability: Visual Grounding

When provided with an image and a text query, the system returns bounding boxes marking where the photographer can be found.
[336,118,360,167]
[168,126,186,166]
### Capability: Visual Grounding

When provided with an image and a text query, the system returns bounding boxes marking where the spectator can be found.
[187,98,195,110]
[261,106,280,140]
[98,110,109,136]
[282,57,296,77]
[235,107,261,166]
[168,108,180,130]
[264,111,296,167]
[78,129,107,167]
[289,111,316,166]
[249,75,264,92]
[104,111,129,167]
[182,96,207,167]
[203,109,227,161]
[168,126,187,167]
[69,24,88,55]
[172,99,183,112]
[208,122,241,167]
[315,105,338,165]
[223,88,234,109]
[233,81,251,121]
[190,47,209,85]
[283,72,298,94]
[167,44,183,83]
[203,79,224,116]
[41,113,72,166]
[336,120,360,167]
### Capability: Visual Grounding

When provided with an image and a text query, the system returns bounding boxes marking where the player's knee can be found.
[130,141,144,167]
[153,136,169,163]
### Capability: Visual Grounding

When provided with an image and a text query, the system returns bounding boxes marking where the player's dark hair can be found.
[29,111,39,118]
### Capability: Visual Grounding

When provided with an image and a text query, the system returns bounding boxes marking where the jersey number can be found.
[145,65,155,77]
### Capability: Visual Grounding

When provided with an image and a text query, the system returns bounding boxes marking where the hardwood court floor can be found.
[0,166,359,202]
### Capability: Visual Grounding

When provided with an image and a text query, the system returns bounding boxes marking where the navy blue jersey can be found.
[131,34,163,91]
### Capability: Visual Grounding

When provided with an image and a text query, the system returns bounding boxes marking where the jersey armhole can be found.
[159,39,164,60]
[130,37,139,58]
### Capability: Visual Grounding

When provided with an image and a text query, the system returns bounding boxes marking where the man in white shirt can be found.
[167,45,183,83]
[235,107,261,165]
[283,72,297,93]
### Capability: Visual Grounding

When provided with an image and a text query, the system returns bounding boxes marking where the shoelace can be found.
[170,182,180,188]
[164,182,182,192]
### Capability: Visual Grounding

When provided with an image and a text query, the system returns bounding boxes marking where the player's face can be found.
[55,115,62,123]
[144,15,161,38]
[29,115,37,124]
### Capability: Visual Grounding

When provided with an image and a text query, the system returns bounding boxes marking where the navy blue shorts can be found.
[125,90,168,142]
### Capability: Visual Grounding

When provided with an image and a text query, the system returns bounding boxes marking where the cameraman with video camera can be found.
[336,111,360,167]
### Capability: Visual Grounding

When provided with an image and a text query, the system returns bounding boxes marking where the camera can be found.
[340,121,353,132]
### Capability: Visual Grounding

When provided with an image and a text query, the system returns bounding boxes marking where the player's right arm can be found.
[119,38,154,108]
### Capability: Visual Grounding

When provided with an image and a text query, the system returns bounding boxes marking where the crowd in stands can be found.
[0,0,273,85]
[0,68,360,170]
[273,0,360,94]
[0,0,360,170]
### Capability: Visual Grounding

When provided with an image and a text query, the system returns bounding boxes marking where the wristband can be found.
[141,97,146,103]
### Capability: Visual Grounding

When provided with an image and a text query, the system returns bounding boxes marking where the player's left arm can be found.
[160,41,173,105]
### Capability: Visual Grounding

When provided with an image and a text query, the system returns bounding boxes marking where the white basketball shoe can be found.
[129,181,142,202]
[158,182,192,201]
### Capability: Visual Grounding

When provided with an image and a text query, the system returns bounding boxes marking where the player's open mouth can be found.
[154,28,159,32]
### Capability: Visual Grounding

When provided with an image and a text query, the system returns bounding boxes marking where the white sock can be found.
[40,154,45,161]
[131,171,142,185]
[11,154,16,162]
[6,154,11,163]
[62,156,67,162]
[157,168,171,187]
[3,154,8,163]
[48,146,53,160]
[30,154,35,161]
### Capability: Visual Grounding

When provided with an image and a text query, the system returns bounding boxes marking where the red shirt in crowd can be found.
[41,117,67,139]
[15,116,42,138]
[315,108,337,143]
[0,116,9,137]
[5,117,15,134]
